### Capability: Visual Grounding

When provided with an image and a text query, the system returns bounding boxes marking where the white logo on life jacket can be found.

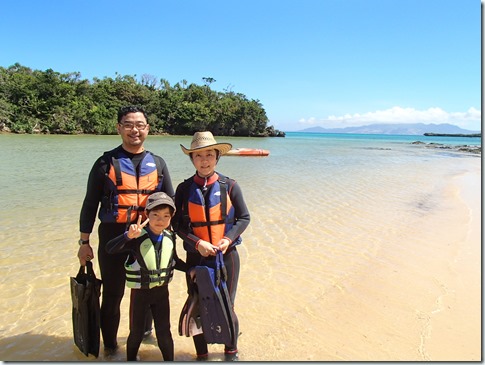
[214,191,221,196]
[146,162,156,167]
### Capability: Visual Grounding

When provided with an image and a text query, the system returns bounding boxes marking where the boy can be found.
[106,192,186,361]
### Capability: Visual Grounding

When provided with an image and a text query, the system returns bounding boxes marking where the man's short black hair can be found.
[117,106,148,124]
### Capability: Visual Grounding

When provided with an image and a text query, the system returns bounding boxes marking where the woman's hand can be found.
[217,238,231,254]
[197,240,218,257]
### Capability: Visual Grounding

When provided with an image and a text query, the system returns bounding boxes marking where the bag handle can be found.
[86,261,96,278]
[77,261,97,280]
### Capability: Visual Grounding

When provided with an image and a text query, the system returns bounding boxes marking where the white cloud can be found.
[298,106,481,130]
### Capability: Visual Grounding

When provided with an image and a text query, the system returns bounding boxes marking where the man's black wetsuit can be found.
[79,145,174,350]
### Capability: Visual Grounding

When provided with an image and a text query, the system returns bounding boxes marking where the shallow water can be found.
[0,133,480,361]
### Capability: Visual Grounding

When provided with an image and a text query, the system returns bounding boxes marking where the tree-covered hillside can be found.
[0,63,284,137]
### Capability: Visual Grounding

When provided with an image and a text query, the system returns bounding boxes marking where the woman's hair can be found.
[189,149,220,161]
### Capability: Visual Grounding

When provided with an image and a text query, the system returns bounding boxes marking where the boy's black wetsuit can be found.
[106,229,187,361]
[79,145,174,350]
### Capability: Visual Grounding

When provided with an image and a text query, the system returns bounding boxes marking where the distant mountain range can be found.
[298,123,481,136]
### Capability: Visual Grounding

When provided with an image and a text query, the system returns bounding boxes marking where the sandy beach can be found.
[0,134,481,361]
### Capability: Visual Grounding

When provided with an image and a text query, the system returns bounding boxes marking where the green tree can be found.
[0,63,284,137]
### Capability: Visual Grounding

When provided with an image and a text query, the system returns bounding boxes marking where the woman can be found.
[173,131,250,361]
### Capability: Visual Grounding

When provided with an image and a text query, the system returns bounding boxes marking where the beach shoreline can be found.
[424,167,481,360]
[250,164,480,362]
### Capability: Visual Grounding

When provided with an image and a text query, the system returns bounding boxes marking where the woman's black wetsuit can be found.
[173,172,250,357]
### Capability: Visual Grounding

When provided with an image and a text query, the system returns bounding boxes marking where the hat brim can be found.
[180,142,233,156]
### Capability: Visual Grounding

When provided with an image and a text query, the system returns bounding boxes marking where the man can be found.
[77,105,174,355]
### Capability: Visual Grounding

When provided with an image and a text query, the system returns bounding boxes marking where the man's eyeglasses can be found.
[119,122,148,131]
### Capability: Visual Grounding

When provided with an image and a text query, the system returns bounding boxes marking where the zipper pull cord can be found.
[202,177,208,191]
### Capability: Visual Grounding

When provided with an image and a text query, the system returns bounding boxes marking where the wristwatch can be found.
[78,239,90,246]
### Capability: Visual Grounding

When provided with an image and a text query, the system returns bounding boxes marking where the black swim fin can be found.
[178,270,203,337]
[194,251,235,347]
[217,254,237,347]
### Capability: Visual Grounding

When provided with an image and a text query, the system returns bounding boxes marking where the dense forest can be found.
[0,63,285,137]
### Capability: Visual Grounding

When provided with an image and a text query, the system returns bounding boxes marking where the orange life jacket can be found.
[185,175,235,245]
[99,151,163,225]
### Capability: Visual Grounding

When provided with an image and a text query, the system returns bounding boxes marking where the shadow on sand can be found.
[0,332,198,361]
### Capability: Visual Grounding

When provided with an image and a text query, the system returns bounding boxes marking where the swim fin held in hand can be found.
[179,269,203,337]
[194,251,236,347]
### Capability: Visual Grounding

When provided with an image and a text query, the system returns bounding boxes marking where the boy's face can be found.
[146,206,172,234]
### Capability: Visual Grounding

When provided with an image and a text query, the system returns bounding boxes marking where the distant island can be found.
[423,132,481,137]
[298,123,480,136]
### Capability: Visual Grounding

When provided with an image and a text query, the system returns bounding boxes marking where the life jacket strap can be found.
[125,267,172,275]
[219,180,227,221]
[111,156,123,186]
[125,271,174,284]
[191,219,227,227]
[126,273,173,286]
[117,204,144,211]
[153,154,164,185]
[117,188,158,195]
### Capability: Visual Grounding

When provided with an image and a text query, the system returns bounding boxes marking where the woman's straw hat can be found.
[180,131,232,155]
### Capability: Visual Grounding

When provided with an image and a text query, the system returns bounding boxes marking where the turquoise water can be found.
[0,132,480,361]
[285,131,482,145]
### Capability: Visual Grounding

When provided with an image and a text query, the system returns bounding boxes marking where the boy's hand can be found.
[127,215,149,239]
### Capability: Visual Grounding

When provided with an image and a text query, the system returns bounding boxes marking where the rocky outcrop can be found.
[0,122,11,133]
[411,141,481,154]
[251,126,285,137]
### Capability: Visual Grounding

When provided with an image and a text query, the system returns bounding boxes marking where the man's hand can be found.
[78,243,94,266]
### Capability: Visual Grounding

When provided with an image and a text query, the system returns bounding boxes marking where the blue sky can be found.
[1,0,481,131]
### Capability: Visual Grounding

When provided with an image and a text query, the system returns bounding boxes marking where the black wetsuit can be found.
[79,145,174,350]
[106,229,187,361]
[173,172,250,356]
